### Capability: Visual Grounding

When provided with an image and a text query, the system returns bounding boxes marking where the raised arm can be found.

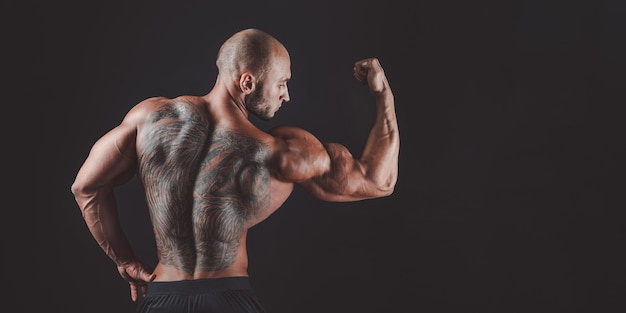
[269,58,399,202]
[70,101,156,301]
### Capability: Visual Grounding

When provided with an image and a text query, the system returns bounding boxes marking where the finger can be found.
[353,67,363,79]
[353,63,368,80]
[355,61,369,75]
[353,71,366,85]
[354,58,370,68]
[119,269,133,282]
[141,284,148,297]
[138,268,155,282]
[130,282,138,302]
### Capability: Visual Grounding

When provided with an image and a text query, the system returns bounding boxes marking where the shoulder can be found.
[267,125,326,155]
[267,126,330,182]
[126,96,169,118]
[105,97,172,134]
[124,96,203,126]
[267,125,317,141]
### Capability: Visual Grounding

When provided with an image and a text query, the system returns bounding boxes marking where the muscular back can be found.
[136,98,272,275]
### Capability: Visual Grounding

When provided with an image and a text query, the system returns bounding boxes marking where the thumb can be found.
[143,271,156,282]
[364,58,379,68]
[359,60,372,72]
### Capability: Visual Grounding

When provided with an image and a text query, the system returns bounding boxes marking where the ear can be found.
[239,72,256,95]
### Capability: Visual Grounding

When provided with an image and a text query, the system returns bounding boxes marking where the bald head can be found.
[216,28,288,83]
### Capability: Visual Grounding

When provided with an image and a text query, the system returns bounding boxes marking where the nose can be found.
[281,89,290,102]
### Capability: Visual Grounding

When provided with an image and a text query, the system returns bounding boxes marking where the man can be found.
[71,28,399,313]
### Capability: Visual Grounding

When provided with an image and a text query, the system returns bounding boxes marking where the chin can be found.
[255,113,274,121]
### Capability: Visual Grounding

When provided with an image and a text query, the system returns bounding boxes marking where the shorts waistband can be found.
[146,276,253,296]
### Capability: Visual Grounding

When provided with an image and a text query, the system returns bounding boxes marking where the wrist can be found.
[373,88,394,101]
[114,253,138,266]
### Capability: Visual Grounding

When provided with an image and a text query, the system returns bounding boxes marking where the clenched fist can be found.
[353,57,390,95]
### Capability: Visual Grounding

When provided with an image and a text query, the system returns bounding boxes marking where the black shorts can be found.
[136,277,266,313]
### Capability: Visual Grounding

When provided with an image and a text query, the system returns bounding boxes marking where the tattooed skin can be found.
[137,100,270,274]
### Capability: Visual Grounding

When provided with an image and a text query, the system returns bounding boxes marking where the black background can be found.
[4,0,626,312]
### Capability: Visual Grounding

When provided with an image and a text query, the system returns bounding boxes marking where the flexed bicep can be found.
[269,125,391,202]
[298,142,384,202]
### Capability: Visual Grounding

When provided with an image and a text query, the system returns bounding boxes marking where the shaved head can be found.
[216,28,287,82]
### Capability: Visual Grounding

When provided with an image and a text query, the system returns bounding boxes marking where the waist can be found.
[146,276,253,296]
[153,262,249,281]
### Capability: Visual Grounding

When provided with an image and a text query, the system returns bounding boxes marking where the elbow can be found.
[70,181,89,217]
[378,178,397,197]
[70,180,87,199]
[70,179,97,211]
[369,174,397,198]
[71,174,102,198]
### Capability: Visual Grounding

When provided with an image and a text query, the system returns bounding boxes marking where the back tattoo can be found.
[137,100,270,273]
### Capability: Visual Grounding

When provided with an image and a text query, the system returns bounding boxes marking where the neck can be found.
[203,80,249,119]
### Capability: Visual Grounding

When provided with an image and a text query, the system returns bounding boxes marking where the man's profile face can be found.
[246,53,291,120]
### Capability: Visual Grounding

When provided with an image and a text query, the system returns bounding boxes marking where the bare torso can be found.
[135,96,292,281]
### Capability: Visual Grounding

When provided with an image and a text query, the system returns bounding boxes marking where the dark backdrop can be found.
[5,0,625,312]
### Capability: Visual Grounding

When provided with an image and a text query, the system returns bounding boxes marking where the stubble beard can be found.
[245,81,275,120]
